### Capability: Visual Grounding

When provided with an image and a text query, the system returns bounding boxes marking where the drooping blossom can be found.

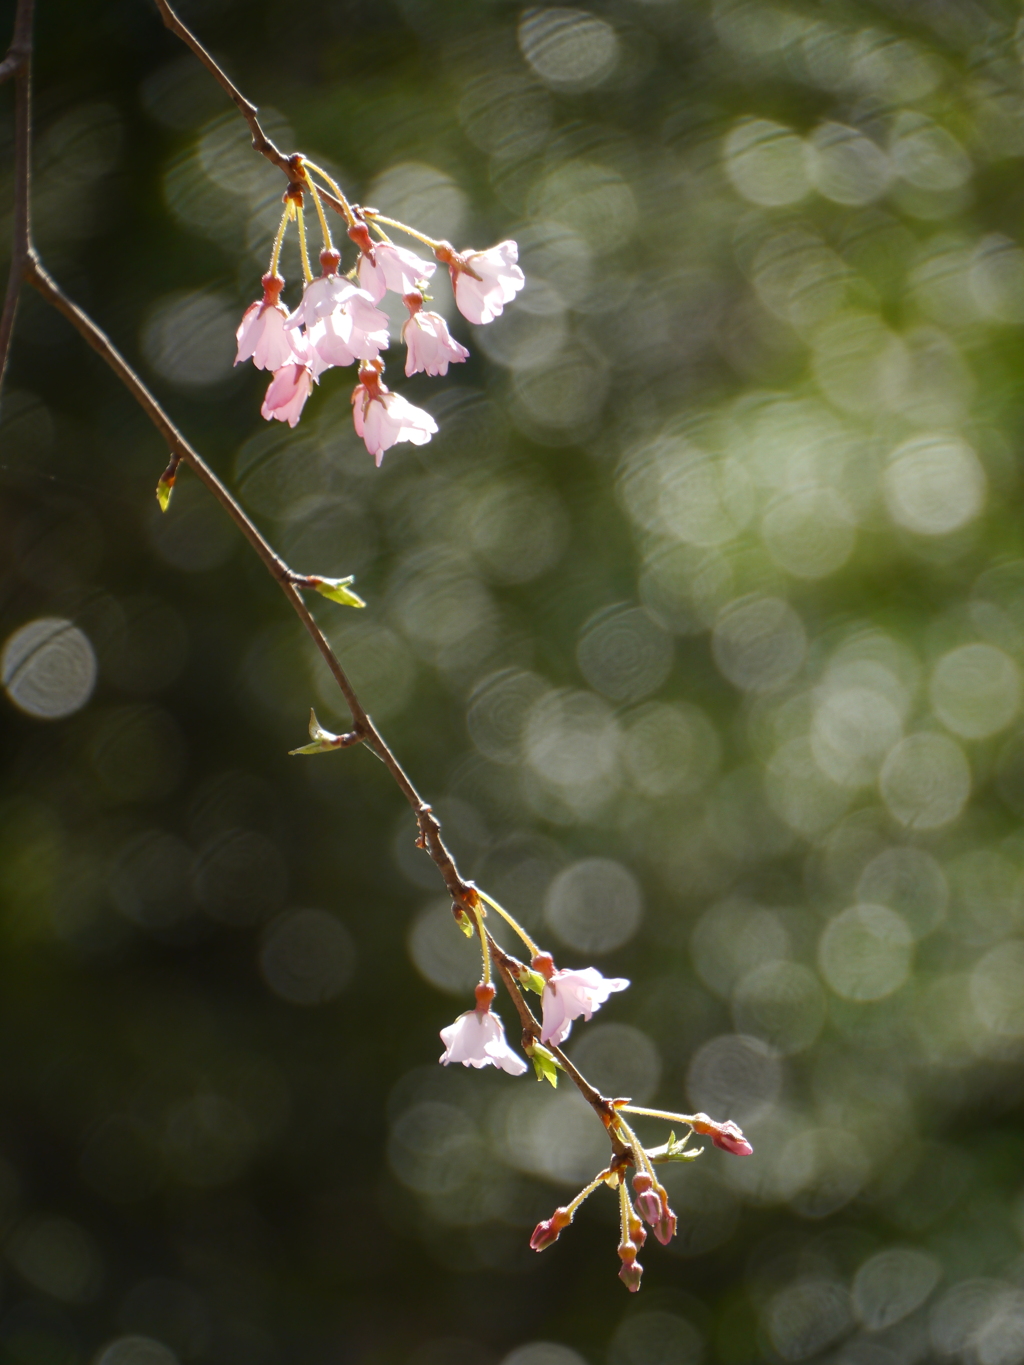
[351,362,438,466]
[358,241,436,304]
[304,287,390,374]
[261,358,313,427]
[439,983,528,1076]
[402,292,469,377]
[444,240,525,325]
[533,953,630,1046]
[689,1113,754,1156]
[236,273,304,371]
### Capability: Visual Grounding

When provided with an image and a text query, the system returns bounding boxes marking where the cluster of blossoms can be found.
[261,167,752,1295]
[437,899,753,1290]
[234,168,523,464]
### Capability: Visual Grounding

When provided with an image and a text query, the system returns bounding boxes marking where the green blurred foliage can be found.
[5,0,1024,1362]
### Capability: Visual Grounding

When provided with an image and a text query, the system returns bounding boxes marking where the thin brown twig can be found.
[23,250,473,912]
[151,0,348,220]
[0,0,34,393]
[3,0,627,1162]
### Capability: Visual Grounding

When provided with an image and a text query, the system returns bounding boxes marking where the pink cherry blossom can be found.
[286,265,354,330]
[305,289,390,374]
[261,361,313,427]
[235,273,303,371]
[448,240,525,325]
[536,960,630,1046]
[351,364,438,466]
[439,985,527,1075]
[402,294,469,377]
[358,242,436,304]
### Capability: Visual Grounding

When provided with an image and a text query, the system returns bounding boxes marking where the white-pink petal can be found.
[539,967,630,1046]
[451,240,525,325]
[439,1008,527,1075]
[402,310,470,377]
[358,242,437,303]
[261,363,313,427]
[236,302,303,371]
[353,387,438,466]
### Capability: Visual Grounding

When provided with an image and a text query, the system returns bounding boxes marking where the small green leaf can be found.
[527,1043,561,1088]
[155,472,175,512]
[517,967,547,996]
[310,575,365,609]
[289,708,345,755]
[454,907,476,938]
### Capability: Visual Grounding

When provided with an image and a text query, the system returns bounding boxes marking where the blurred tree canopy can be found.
[6,0,1024,1363]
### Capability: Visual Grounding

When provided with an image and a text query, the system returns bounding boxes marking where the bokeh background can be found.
[4,0,1024,1362]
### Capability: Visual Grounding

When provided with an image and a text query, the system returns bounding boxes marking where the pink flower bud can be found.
[617,1242,643,1292]
[635,1189,663,1225]
[530,1206,571,1252]
[690,1114,754,1156]
[654,1208,677,1246]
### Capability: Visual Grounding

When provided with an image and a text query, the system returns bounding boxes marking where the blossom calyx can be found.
[530,1206,571,1252]
[347,222,376,264]
[474,982,496,1013]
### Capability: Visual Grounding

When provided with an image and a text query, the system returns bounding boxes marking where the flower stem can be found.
[304,174,333,254]
[620,1106,699,1125]
[362,211,442,252]
[302,159,357,226]
[478,890,539,958]
[269,206,289,277]
[475,910,492,985]
[565,1166,614,1217]
[296,205,313,283]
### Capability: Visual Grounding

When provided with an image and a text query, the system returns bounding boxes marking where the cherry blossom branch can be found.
[21,252,480,916]
[151,0,348,220]
[2,4,752,1290]
[0,0,34,393]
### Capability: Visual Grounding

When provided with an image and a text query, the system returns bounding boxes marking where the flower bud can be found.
[635,1189,663,1225]
[654,1207,678,1246]
[690,1113,754,1156]
[617,1241,643,1292]
[530,1206,571,1251]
